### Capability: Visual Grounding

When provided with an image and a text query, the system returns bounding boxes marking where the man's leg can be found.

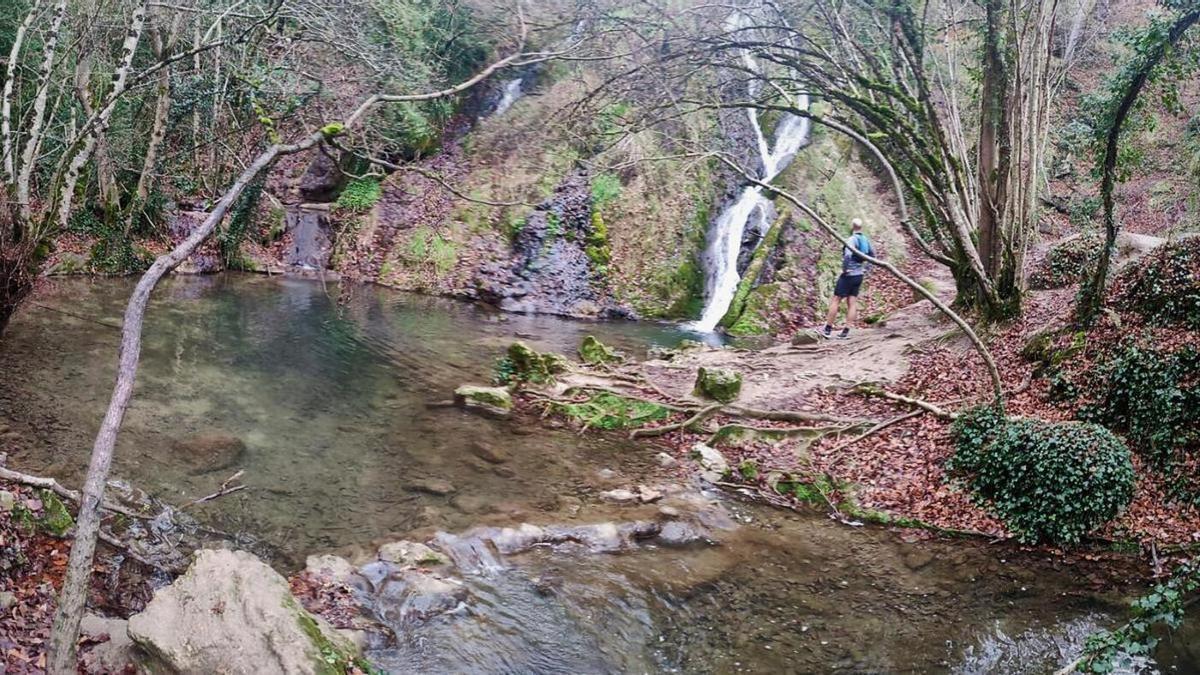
[824,295,841,334]
[846,296,858,326]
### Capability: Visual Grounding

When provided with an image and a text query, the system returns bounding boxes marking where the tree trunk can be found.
[15,0,68,225]
[1,0,44,183]
[54,0,150,232]
[128,16,183,235]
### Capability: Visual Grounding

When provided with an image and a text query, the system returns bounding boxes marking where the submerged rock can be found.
[469,441,509,464]
[305,554,356,583]
[693,367,743,403]
[410,478,457,496]
[172,432,246,474]
[127,549,363,675]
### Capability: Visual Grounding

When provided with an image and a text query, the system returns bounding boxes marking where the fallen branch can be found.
[824,410,925,468]
[0,466,149,520]
[630,403,723,439]
[854,385,958,420]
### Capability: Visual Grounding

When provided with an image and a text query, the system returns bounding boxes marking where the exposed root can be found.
[630,404,723,439]
[727,405,864,425]
[825,410,926,468]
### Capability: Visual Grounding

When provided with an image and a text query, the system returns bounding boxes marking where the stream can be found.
[1,274,1197,673]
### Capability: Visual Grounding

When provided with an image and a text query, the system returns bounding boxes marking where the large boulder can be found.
[127,549,364,675]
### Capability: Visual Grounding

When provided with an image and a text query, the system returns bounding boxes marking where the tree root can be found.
[727,405,862,425]
[824,410,926,468]
[630,403,723,439]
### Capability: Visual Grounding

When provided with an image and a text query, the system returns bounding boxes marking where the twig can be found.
[630,403,723,439]
[825,410,925,468]
[184,470,246,508]
[727,405,863,425]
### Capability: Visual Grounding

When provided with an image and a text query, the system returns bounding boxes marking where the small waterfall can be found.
[492,78,524,117]
[689,15,811,332]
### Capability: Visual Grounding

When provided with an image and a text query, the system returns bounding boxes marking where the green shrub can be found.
[590,172,621,208]
[950,409,1134,545]
[1110,237,1200,328]
[1029,233,1103,289]
[334,178,383,213]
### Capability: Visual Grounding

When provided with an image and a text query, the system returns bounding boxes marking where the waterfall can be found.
[492,78,524,117]
[688,27,811,333]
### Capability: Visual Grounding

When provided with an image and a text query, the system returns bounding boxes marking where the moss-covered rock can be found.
[578,335,623,365]
[693,367,742,403]
[499,341,569,385]
[36,490,74,537]
[720,217,785,331]
[454,385,513,417]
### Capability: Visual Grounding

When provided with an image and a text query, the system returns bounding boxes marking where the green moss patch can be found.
[554,392,671,430]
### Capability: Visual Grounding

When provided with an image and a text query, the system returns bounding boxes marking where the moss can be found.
[693,367,742,403]
[720,216,785,330]
[36,490,73,537]
[291,597,376,675]
[502,341,568,385]
[585,210,611,272]
[319,122,345,138]
[554,392,670,430]
[727,284,783,336]
[578,335,622,365]
[454,385,513,411]
[738,459,759,480]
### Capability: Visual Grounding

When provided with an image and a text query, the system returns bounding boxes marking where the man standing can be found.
[822,218,874,339]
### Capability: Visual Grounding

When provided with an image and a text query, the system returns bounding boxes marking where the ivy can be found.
[334,178,382,213]
[949,407,1135,545]
[1074,559,1200,673]
[1109,237,1200,328]
[1029,233,1103,290]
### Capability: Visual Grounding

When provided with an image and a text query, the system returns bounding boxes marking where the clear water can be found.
[1,274,1195,673]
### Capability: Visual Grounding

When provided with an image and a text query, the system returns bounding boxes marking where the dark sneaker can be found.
[837,328,850,340]
[822,324,833,338]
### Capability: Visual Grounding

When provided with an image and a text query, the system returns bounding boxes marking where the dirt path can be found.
[561,267,959,412]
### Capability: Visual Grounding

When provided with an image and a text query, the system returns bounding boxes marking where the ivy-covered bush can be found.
[949,407,1134,545]
[1029,233,1103,290]
[1110,237,1200,328]
[1075,341,1200,500]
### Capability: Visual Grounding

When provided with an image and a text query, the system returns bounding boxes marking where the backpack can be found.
[849,233,873,263]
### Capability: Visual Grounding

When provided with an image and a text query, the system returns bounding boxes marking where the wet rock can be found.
[378,541,449,568]
[410,478,456,496]
[469,441,509,464]
[694,367,743,403]
[304,554,356,582]
[283,206,334,270]
[80,614,139,673]
[655,452,678,468]
[658,505,681,519]
[599,488,638,503]
[656,521,709,547]
[691,443,730,481]
[128,549,360,675]
[297,151,347,202]
[376,570,468,623]
[172,432,246,474]
[504,341,568,384]
[492,465,516,479]
[453,384,513,418]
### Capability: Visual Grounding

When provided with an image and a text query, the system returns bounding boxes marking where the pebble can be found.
[470,442,509,464]
[0,490,15,513]
[655,452,677,468]
[409,478,456,496]
[599,489,638,503]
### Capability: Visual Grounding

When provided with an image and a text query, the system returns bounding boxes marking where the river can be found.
[0,274,1195,673]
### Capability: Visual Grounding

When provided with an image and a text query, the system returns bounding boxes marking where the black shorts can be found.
[834,273,864,298]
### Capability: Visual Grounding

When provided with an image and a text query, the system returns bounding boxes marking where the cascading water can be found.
[492,78,524,116]
[689,19,811,332]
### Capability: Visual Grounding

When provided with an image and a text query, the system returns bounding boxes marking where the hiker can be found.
[822,218,874,339]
